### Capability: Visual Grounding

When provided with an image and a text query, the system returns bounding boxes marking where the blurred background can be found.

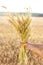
[0,0,43,13]
[0,0,43,65]
[0,0,43,44]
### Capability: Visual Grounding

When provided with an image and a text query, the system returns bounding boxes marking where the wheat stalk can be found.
[2,6,31,64]
[8,13,31,64]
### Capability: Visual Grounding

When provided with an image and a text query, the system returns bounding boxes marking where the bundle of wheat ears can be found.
[1,6,43,65]
[8,13,31,64]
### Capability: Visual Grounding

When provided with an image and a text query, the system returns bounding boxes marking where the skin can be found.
[20,42,43,58]
[26,42,43,50]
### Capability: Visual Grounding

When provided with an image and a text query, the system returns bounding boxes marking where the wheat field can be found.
[0,16,43,65]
